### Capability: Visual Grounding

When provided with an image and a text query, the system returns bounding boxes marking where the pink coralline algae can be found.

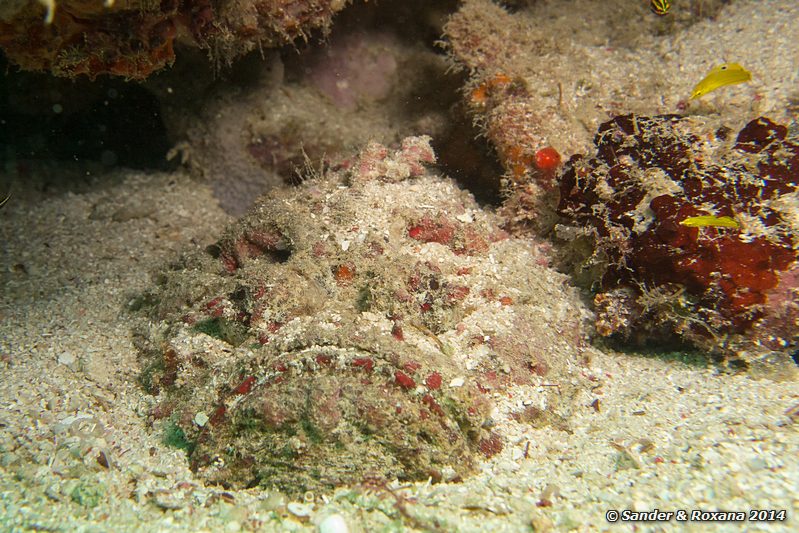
[557,114,799,371]
[136,136,589,494]
[347,136,437,184]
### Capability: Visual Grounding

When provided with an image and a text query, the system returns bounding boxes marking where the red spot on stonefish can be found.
[352,357,374,372]
[421,394,445,416]
[209,405,226,426]
[394,370,415,389]
[205,297,224,310]
[334,264,356,284]
[478,432,504,458]
[425,372,442,390]
[534,146,561,170]
[403,360,421,373]
[233,376,256,395]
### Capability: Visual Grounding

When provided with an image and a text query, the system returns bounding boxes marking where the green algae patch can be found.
[69,479,105,508]
[163,419,196,454]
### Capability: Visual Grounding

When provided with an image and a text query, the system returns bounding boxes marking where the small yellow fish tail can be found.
[37,0,56,24]
[650,0,671,16]
[679,215,740,228]
[690,63,752,100]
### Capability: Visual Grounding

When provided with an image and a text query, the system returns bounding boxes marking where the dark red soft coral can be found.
[558,114,799,339]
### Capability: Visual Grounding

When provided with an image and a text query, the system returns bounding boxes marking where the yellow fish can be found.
[650,0,671,16]
[0,192,10,209]
[690,63,752,99]
[679,215,739,228]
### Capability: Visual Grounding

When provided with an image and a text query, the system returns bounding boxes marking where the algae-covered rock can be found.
[557,114,799,378]
[0,0,351,79]
[135,137,590,495]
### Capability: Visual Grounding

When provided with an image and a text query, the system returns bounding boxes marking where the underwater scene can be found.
[0,0,797,531]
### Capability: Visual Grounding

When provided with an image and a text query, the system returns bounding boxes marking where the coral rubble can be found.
[0,0,350,79]
[557,114,799,375]
[135,137,589,494]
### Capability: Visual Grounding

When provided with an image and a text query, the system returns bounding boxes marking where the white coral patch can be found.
[771,192,799,236]
[631,168,684,234]
[736,212,771,241]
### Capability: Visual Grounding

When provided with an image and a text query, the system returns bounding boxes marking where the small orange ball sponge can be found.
[534,146,561,170]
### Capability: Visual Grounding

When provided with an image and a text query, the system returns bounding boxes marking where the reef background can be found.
[1,0,798,531]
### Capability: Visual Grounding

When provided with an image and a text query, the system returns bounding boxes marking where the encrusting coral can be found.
[0,0,351,79]
[134,136,590,495]
[556,114,799,377]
